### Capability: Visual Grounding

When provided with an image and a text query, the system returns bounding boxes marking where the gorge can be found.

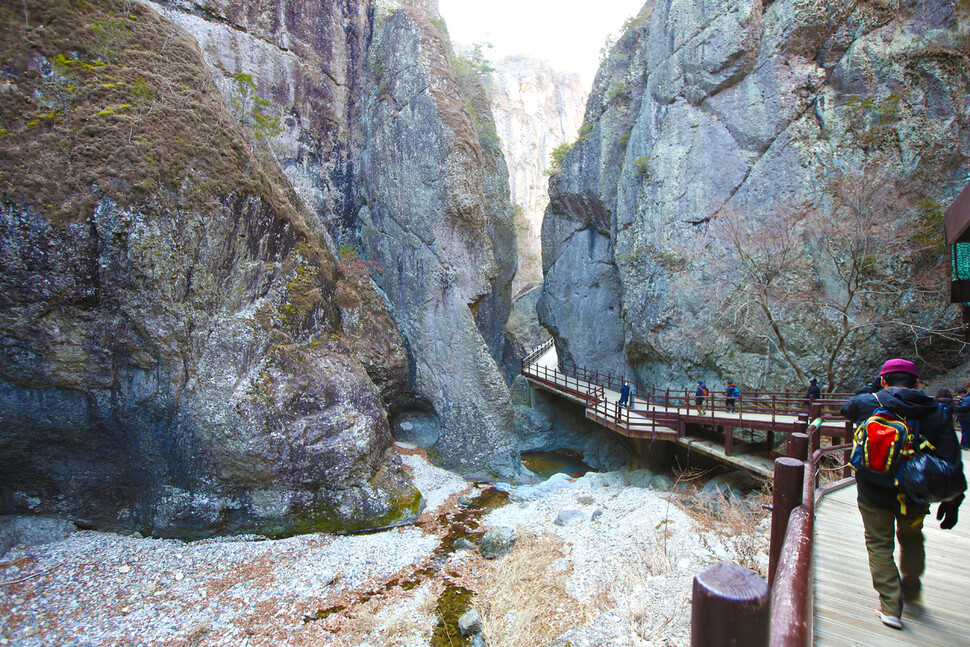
[2,1,969,645]
[1,0,968,564]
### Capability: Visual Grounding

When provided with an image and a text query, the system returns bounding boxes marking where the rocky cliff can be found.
[490,56,588,367]
[0,0,519,538]
[491,56,588,294]
[151,0,519,478]
[542,0,970,391]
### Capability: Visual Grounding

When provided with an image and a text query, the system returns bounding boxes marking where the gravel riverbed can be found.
[0,444,768,646]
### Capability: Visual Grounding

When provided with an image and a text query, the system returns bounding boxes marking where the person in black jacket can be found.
[840,358,964,630]
[955,388,970,450]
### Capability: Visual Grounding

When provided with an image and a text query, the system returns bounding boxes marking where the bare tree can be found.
[689,165,962,391]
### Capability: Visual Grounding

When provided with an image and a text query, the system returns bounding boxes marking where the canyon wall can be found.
[491,56,588,367]
[542,0,970,391]
[0,0,520,538]
[138,0,521,477]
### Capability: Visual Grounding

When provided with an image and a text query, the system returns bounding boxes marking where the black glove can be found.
[937,495,964,530]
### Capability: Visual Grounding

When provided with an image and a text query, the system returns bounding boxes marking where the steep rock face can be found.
[491,56,588,293]
[490,57,588,374]
[542,0,970,390]
[142,0,519,477]
[0,1,419,537]
[359,6,518,477]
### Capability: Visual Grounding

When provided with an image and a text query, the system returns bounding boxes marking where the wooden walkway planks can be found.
[814,452,970,646]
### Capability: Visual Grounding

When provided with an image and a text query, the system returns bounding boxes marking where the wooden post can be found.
[769,457,805,587]
[691,562,769,647]
[724,425,733,457]
[786,432,809,461]
[809,402,823,455]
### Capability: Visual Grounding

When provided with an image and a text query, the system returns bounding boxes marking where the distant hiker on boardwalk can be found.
[840,358,964,630]
[725,382,740,413]
[934,387,954,417]
[805,378,821,406]
[956,388,970,449]
[855,376,883,394]
[619,382,631,408]
[695,380,707,415]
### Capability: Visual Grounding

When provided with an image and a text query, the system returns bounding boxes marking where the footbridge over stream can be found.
[521,338,853,478]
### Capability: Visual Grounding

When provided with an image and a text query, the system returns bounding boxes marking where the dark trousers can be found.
[857,497,927,616]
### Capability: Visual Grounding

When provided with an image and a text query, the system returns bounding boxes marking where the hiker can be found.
[956,388,970,450]
[805,378,821,405]
[855,376,882,395]
[725,381,740,413]
[840,358,964,630]
[934,387,954,417]
[695,380,707,415]
[619,382,631,408]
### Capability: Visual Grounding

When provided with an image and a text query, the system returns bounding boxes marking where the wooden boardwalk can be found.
[526,343,844,478]
[815,452,970,646]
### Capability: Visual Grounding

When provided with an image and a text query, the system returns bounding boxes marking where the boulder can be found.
[0,516,77,558]
[479,526,517,559]
[553,509,585,526]
[458,608,484,637]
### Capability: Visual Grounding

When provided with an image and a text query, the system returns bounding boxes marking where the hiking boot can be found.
[877,607,902,629]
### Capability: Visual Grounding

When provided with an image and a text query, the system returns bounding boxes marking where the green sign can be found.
[953,242,970,281]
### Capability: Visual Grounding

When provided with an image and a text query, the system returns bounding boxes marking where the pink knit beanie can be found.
[879,358,919,378]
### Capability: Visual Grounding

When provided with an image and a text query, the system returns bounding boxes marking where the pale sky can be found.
[437,0,646,88]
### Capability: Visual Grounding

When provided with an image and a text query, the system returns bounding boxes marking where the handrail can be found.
[690,418,855,647]
[768,436,852,647]
[521,337,555,369]
[556,358,851,419]
[523,343,852,464]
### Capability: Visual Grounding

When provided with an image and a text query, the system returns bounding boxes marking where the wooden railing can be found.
[559,359,852,421]
[585,397,681,440]
[691,419,855,647]
[521,340,853,458]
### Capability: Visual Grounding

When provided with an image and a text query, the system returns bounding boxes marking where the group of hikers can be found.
[691,379,740,414]
[615,378,741,413]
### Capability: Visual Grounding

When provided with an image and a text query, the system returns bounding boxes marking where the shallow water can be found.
[521,451,592,479]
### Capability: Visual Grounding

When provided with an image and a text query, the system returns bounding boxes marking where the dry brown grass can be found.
[622,594,689,644]
[328,583,438,647]
[474,531,588,647]
[0,0,295,227]
[676,481,771,578]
